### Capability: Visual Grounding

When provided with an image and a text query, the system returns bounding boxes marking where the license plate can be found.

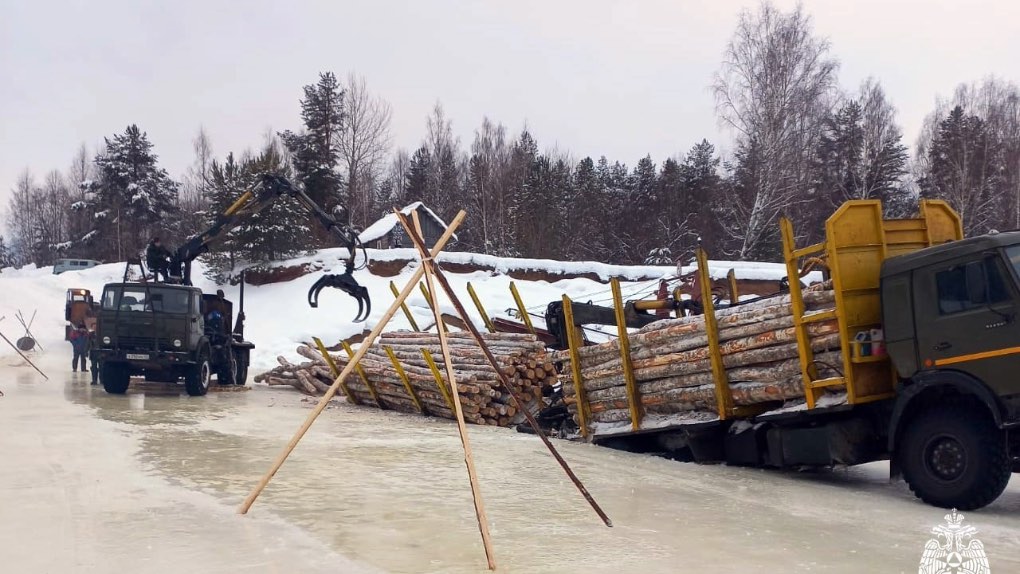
[126,353,150,360]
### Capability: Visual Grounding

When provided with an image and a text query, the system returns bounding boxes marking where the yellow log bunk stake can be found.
[561,295,591,439]
[312,336,357,404]
[389,281,421,332]
[727,268,739,305]
[342,341,385,409]
[610,278,643,431]
[466,282,496,333]
[419,281,435,310]
[509,282,535,334]
[385,346,424,414]
[696,247,734,419]
[421,348,457,412]
[239,211,465,516]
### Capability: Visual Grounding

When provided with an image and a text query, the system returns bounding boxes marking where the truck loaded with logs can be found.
[550,199,1020,510]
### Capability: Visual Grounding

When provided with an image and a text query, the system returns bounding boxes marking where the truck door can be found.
[914,252,1020,396]
[189,292,204,348]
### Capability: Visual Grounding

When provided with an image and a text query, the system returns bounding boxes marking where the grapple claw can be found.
[307,273,371,322]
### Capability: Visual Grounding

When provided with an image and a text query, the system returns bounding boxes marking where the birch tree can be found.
[712,1,838,259]
[339,73,392,228]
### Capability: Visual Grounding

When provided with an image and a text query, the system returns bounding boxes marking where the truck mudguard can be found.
[888,369,1008,451]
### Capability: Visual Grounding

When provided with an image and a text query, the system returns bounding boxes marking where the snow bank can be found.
[265,246,819,283]
[0,250,814,376]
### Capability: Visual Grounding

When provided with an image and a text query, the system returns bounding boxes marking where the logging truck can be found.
[556,200,1020,510]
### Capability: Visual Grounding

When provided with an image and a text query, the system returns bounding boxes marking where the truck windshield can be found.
[102,286,191,314]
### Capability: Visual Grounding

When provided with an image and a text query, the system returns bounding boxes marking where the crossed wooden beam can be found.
[239,210,610,570]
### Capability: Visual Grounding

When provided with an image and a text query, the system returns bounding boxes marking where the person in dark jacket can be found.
[69,323,88,372]
[88,329,100,385]
[146,237,171,281]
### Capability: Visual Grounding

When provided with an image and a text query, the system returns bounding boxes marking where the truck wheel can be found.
[101,363,130,394]
[234,350,249,386]
[184,348,212,397]
[900,405,1010,510]
[218,348,237,385]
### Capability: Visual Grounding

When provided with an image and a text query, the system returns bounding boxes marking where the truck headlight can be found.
[102,336,111,345]
[173,339,182,348]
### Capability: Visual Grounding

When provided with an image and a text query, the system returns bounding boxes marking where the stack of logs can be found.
[552,284,844,426]
[254,331,555,427]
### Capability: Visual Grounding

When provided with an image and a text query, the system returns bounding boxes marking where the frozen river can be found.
[2,354,1019,573]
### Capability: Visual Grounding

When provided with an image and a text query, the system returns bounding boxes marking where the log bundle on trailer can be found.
[254,331,554,427]
[551,284,845,428]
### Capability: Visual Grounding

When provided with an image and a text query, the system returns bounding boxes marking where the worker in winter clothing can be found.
[88,329,99,385]
[69,323,89,372]
[146,237,171,281]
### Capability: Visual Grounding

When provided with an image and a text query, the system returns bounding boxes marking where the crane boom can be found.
[166,173,371,322]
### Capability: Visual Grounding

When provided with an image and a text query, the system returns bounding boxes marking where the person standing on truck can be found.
[145,237,171,281]
[69,323,88,372]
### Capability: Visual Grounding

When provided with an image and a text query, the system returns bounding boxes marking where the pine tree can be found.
[919,106,1002,235]
[567,157,606,260]
[279,72,345,212]
[79,125,180,261]
[681,140,723,255]
[203,143,312,281]
[405,146,431,203]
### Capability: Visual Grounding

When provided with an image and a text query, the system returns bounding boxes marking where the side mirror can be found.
[965,261,988,304]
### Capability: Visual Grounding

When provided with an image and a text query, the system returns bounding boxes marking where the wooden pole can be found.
[412,210,496,570]
[395,211,612,528]
[238,211,465,515]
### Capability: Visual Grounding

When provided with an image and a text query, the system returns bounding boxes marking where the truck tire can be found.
[234,349,249,386]
[217,348,237,385]
[184,348,212,397]
[900,404,1010,510]
[101,363,130,394]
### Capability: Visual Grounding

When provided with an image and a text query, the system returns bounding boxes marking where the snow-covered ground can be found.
[2,253,1019,573]
[2,357,1019,574]
[0,250,807,374]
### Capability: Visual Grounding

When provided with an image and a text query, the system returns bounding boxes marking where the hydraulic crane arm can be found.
[168,173,371,322]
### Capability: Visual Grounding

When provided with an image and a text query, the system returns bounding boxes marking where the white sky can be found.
[2,0,1019,208]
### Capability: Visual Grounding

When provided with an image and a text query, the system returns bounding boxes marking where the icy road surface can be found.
[2,356,1020,573]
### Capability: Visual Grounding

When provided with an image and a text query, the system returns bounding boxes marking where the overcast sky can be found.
[2,0,1019,208]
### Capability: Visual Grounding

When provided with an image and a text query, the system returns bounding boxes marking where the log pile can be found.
[552,285,845,427]
[254,331,555,427]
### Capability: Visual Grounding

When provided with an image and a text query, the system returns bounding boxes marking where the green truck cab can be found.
[880,232,1020,509]
[94,282,253,396]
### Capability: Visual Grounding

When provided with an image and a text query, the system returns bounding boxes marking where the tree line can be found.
[5,1,1020,275]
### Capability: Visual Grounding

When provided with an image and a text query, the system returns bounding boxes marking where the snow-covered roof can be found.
[357,202,456,245]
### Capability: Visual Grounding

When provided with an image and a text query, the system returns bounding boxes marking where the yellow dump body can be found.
[780,200,963,409]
